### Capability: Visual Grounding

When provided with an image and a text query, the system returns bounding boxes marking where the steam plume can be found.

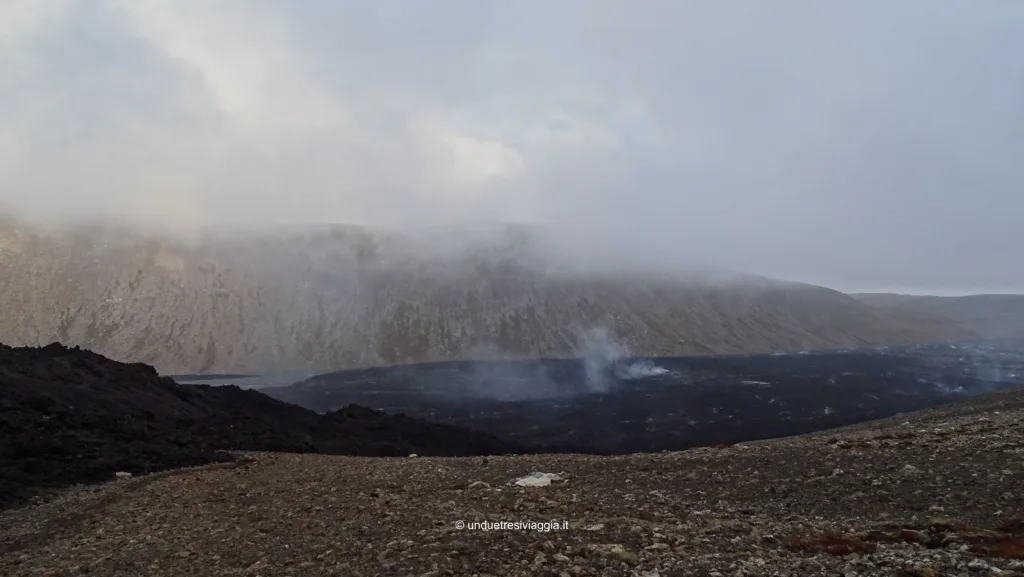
[577,326,670,392]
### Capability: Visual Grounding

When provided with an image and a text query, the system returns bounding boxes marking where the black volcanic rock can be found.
[261,343,1024,453]
[0,343,530,509]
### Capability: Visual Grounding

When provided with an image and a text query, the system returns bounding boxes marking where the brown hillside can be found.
[854,293,1024,342]
[0,219,973,374]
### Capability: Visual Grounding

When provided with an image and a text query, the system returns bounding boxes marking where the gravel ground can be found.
[2,388,1022,577]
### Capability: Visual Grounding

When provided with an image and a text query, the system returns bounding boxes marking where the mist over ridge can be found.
[2,1,1023,293]
[2,1,1023,374]
[0,215,986,375]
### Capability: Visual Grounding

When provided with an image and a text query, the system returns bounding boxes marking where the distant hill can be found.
[0,218,973,374]
[853,293,1024,343]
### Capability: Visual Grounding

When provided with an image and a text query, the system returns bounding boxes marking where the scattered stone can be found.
[902,464,922,476]
[586,544,636,562]
[968,559,993,572]
[899,528,930,546]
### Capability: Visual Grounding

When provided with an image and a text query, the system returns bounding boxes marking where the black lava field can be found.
[261,343,1024,454]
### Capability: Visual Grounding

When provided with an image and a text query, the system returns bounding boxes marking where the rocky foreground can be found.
[2,388,1021,576]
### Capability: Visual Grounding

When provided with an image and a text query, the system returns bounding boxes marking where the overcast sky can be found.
[1,0,1022,294]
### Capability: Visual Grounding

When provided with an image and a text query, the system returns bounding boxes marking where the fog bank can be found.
[1,1,1022,292]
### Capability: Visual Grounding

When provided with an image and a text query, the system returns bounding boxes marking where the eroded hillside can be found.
[0,219,973,374]
[855,293,1024,342]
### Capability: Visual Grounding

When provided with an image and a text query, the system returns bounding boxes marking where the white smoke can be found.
[615,358,670,380]
[577,326,670,392]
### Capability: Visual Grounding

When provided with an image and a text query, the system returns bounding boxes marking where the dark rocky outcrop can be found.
[0,343,531,509]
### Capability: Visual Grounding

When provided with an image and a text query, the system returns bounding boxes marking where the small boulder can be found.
[514,472,563,487]
[901,464,922,476]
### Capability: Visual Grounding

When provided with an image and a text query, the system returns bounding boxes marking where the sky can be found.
[0,0,1022,294]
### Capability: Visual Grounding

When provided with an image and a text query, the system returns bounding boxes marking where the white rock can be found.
[114,471,132,480]
[967,559,993,572]
[513,472,563,487]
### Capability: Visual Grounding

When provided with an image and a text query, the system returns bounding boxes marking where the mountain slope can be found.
[853,293,1024,342]
[0,219,973,374]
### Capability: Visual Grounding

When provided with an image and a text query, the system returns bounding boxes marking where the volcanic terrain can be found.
[855,293,1024,342]
[0,218,974,374]
[2,385,1022,576]
[261,342,1024,453]
[0,343,536,510]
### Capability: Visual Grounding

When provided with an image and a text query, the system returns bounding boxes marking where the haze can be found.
[1,1,1022,293]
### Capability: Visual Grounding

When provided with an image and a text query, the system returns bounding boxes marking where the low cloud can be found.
[1,1,1022,292]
